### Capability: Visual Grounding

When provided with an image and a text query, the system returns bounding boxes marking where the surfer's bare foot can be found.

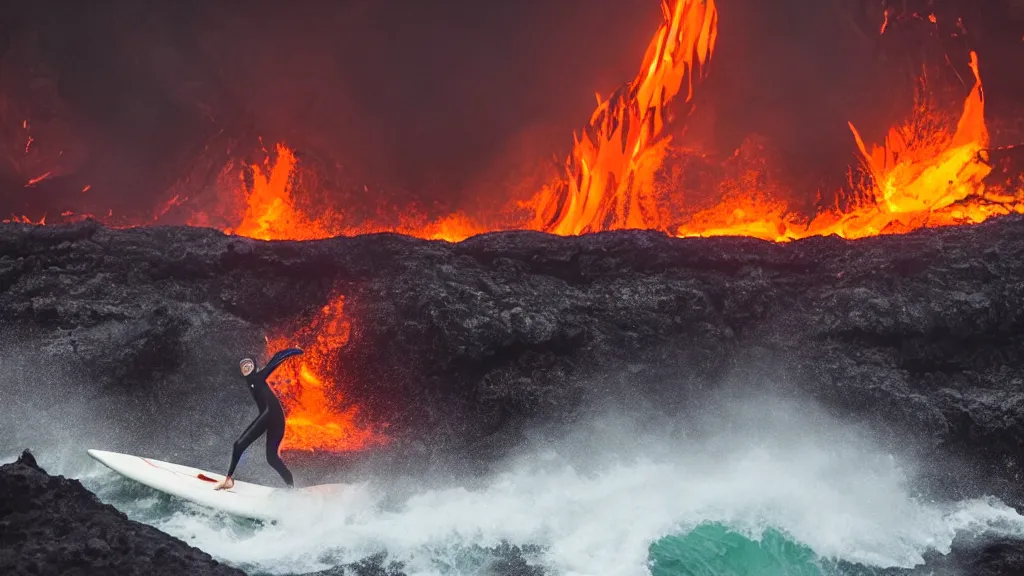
[214,476,234,490]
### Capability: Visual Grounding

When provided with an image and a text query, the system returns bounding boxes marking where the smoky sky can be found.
[0,0,1021,221]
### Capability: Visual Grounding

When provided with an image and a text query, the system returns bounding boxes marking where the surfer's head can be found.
[239,358,256,376]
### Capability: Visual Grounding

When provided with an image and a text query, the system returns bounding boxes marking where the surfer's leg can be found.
[265,413,294,486]
[227,411,270,477]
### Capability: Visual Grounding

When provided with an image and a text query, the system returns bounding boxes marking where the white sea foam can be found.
[76,397,1024,576]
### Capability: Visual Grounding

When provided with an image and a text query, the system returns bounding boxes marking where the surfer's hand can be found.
[213,476,234,490]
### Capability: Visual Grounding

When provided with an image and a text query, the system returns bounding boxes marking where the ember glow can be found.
[25,172,52,187]
[264,296,385,453]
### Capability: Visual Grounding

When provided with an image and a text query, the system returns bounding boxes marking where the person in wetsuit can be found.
[214,348,303,490]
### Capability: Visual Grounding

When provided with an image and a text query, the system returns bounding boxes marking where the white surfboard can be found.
[87,449,291,521]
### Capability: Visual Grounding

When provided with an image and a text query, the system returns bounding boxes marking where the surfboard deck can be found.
[87,449,289,521]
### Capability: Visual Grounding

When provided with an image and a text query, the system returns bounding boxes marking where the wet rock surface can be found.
[0,450,243,576]
[863,536,1024,576]
[287,545,543,576]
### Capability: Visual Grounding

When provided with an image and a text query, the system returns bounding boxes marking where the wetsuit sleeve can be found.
[258,348,304,378]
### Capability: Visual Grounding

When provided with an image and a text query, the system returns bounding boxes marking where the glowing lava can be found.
[674,51,1024,241]
[838,52,1022,238]
[264,296,385,453]
[2,214,45,225]
[225,45,1022,248]
[211,148,385,453]
[213,143,490,243]
[526,0,719,235]
[224,144,340,241]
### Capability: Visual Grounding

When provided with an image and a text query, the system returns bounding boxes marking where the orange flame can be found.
[673,52,1024,241]
[210,148,384,453]
[222,49,1022,248]
[265,296,385,453]
[526,0,718,235]
[225,144,340,241]
[212,143,493,243]
[834,52,1018,238]
[2,214,46,225]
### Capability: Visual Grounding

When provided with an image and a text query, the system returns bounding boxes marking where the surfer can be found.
[214,348,303,490]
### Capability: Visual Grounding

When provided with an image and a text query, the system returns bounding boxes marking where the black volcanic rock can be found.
[1,217,1024,506]
[0,450,243,576]
[859,536,1024,576]
[924,537,1024,576]
[278,544,544,576]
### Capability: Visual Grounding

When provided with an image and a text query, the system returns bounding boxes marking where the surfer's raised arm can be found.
[213,348,303,491]
[258,347,304,378]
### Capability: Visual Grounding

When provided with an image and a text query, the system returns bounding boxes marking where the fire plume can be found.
[674,52,1024,241]
[265,296,384,453]
[224,144,339,241]
[214,144,490,243]
[527,0,718,235]
[838,52,1020,238]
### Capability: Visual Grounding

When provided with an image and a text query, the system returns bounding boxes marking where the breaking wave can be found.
[65,397,1024,576]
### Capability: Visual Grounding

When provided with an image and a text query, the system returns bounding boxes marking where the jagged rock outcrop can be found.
[0,450,243,576]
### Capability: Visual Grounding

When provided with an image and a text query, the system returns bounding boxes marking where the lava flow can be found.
[525,0,719,236]
[839,52,1021,238]
[219,144,340,242]
[517,0,1022,241]
[208,148,385,453]
[264,296,385,453]
[210,143,491,243]
[676,51,1024,241]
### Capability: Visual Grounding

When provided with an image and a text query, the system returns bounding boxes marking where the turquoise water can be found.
[649,523,823,576]
[648,523,873,576]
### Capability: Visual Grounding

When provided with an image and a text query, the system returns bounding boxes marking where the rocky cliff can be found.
[0,217,1022,500]
[2,217,1024,573]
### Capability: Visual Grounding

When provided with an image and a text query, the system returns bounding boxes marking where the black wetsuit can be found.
[226,348,303,486]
